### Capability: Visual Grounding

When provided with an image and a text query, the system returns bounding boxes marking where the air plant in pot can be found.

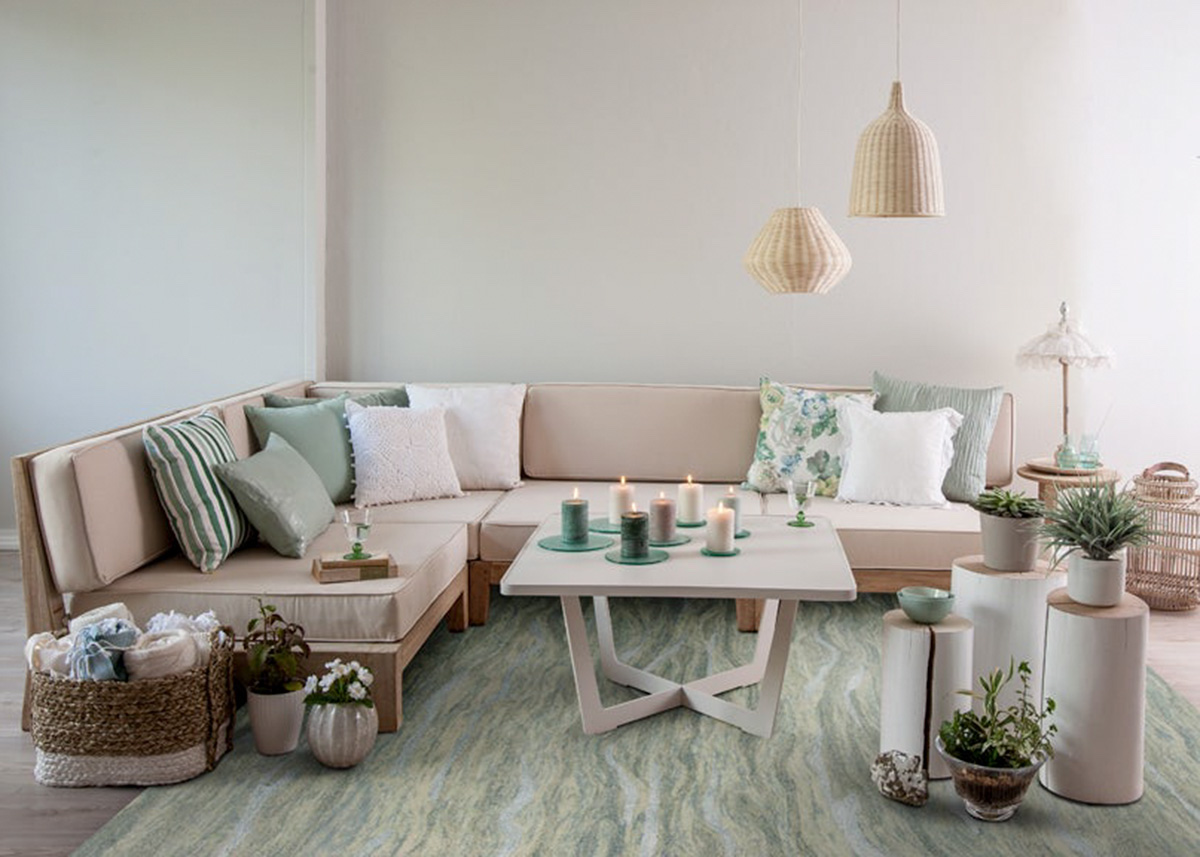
[1039,482,1151,606]
[242,598,311,755]
[936,660,1057,822]
[972,489,1044,572]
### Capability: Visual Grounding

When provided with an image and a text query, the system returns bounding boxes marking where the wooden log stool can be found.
[880,610,974,779]
[1039,589,1149,804]
[950,556,1065,710]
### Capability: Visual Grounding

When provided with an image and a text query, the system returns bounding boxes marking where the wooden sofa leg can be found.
[447,584,468,632]
[469,562,491,626]
[736,598,763,632]
[375,656,402,733]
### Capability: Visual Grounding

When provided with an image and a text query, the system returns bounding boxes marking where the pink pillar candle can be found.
[650,493,677,542]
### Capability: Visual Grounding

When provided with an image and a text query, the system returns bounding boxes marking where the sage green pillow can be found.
[245,393,353,503]
[213,434,334,559]
[872,371,1003,503]
[263,387,408,408]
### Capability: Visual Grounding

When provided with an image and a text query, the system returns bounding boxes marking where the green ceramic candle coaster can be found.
[588,517,623,534]
[700,547,740,558]
[537,534,614,552]
[648,535,691,548]
[604,549,669,565]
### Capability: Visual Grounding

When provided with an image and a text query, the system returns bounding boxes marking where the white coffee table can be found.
[499,514,855,737]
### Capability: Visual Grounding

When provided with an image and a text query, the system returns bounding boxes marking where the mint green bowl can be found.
[897,586,955,625]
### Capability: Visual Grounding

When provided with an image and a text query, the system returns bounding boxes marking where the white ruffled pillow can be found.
[405,384,527,490]
[834,399,963,507]
[346,401,463,506]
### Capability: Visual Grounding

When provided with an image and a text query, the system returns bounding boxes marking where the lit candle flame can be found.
[726,485,735,494]
[573,486,579,500]
[632,503,638,513]
[620,475,626,485]
[718,500,727,510]
[659,490,666,499]
[687,474,693,484]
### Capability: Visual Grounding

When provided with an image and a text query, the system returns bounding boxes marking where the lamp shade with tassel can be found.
[744,207,853,295]
[849,81,944,217]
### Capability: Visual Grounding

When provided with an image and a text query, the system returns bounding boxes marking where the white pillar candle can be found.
[678,474,704,524]
[706,502,736,553]
[650,491,677,542]
[722,486,742,534]
[608,476,635,525]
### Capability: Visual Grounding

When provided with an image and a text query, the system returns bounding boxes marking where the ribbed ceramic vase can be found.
[247,688,305,755]
[307,703,379,769]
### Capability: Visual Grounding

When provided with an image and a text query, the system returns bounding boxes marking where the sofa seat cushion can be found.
[762,494,980,570]
[480,481,765,563]
[68,522,467,643]
[337,492,504,560]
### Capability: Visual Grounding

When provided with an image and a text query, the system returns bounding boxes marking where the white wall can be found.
[0,1,313,533]
[326,0,1200,488]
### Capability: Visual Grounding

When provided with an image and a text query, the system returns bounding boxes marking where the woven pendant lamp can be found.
[744,0,852,295]
[848,1,944,217]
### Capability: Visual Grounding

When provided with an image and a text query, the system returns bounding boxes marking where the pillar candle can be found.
[609,476,635,525]
[706,502,735,553]
[722,487,742,534]
[678,474,704,524]
[562,486,589,544]
[650,491,677,542]
[620,508,650,559]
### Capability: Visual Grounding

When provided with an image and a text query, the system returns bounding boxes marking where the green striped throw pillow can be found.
[143,411,249,571]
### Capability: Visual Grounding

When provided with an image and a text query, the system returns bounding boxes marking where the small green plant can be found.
[939,660,1056,769]
[972,489,1043,519]
[243,598,310,694]
[1039,481,1151,562]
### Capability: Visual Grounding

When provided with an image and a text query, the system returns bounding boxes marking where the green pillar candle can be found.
[620,511,650,559]
[562,498,589,544]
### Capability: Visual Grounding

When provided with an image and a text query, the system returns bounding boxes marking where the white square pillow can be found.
[834,399,963,507]
[345,401,463,506]
[405,384,527,490]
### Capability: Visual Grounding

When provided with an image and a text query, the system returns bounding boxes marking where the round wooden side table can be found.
[879,610,974,780]
[950,556,1064,711]
[1039,588,1148,804]
[1016,464,1120,508]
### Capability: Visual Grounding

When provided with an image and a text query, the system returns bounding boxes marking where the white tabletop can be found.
[500,515,856,601]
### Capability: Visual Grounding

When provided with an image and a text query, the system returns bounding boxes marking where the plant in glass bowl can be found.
[936,660,1057,822]
[242,598,311,755]
[303,658,379,768]
[972,489,1044,572]
[1039,482,1151,606]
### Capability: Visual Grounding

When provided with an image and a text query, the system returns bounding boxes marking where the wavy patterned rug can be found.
[77,594,1200,856]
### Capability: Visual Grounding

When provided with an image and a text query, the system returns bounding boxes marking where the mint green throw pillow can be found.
[263,387,408,408]
[245,393,353,503]
[872,371,1003,503]
[213,434,334,558]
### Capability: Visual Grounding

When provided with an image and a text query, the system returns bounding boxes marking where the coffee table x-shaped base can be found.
[560,595,799,738]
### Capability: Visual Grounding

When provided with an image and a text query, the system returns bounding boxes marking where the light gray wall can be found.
[326,0,1200,489]
[0,1,312,532]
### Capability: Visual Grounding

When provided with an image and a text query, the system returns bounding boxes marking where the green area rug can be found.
[78,595,1200,856]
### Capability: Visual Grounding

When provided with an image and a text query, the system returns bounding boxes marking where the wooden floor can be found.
[0,551,1197,856]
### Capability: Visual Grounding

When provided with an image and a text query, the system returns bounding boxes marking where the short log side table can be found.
[1016,464,1120,508]
[1039,589,1149,804]
[950,556,1064,711]
[879,610,973,780]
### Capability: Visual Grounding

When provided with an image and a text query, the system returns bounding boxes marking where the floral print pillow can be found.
[744,378,877,496]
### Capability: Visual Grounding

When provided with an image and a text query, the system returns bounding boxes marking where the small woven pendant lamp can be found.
[848,0,944,217]
[744,0,852,295]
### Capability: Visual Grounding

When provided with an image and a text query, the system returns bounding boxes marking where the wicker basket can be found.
[1132,462,1197,504]
[30,630,235,787]
[1127,499,1200,611]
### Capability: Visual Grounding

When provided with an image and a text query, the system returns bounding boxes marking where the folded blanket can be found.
[146,609,225,666]
[67,619,139,681]
[25,632,73,676]
[68,602,135,636]
[125,630,199,681]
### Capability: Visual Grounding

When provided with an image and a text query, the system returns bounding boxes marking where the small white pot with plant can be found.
[304,658,379,769]
[1039,483,1152,607]
[972,489,1044,572]
[242,598,311,756]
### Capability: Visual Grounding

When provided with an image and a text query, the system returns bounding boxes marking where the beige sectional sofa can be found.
[14,379,1014,733]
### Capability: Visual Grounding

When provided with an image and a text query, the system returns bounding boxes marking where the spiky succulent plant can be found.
[972,489,1044,519]
[1039,482,1151,562]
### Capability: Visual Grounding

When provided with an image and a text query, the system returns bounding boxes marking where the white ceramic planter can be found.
[307,703,379,768]
[979,515,1042,572]
[247,688,305,755]
[1067,551,1127,607]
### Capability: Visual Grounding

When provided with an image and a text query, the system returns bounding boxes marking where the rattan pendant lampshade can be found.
[744,0,852,295]
[848,1,944,217]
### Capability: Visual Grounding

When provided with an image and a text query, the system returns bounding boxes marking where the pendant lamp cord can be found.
[795,0,804,205]
[895,0,901,80]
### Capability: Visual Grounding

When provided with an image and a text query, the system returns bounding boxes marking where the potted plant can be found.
[972,489,1044,571]
[936,660,1057,822]
[303,658,379,768]
[1039,482,1151,606]
[243,598,310,755]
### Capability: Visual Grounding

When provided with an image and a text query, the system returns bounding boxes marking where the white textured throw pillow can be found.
[345,401,463,506]
[405,384,527,490]
[834,399,963,507]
